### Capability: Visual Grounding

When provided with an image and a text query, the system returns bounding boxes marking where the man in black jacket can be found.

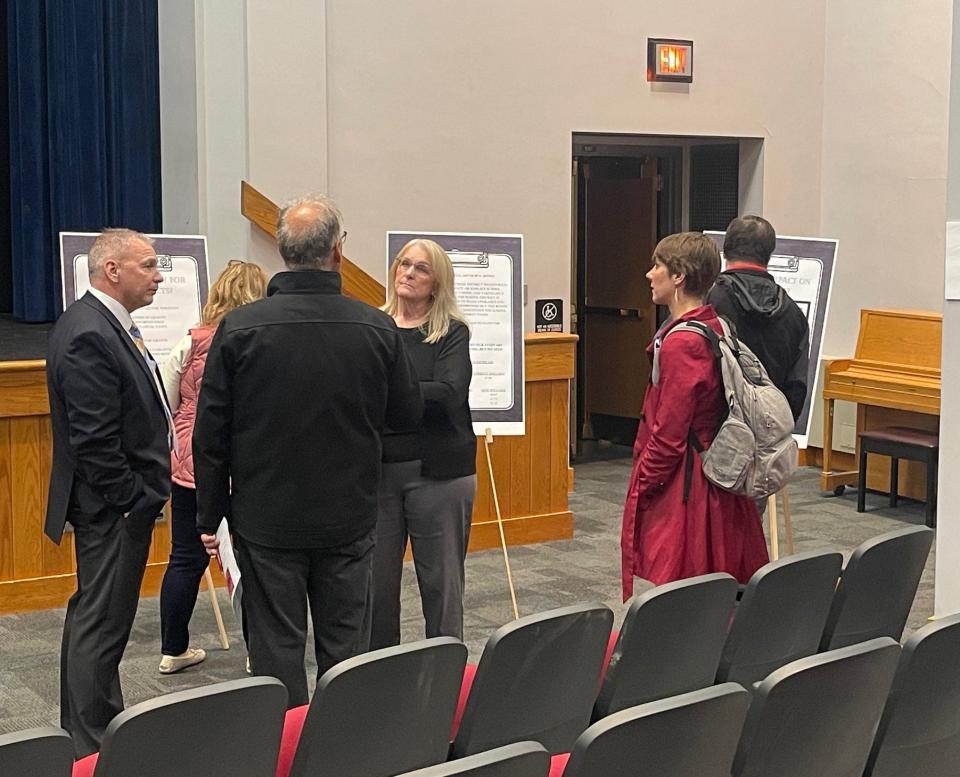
[193,194,422,705]
[705,215,810,421]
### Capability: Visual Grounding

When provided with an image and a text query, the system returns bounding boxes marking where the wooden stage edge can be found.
[0,334,578,615]
[0,511,574,615]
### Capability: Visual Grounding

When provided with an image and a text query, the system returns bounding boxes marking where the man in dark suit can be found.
[46,228,172,757]
[194,194,422,706]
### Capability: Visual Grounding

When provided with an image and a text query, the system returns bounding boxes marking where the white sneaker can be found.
[159,647,206,674]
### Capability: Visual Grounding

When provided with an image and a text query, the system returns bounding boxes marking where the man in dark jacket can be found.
[705,215,810,421]
[193,194,422,705]
[46,229,171,756]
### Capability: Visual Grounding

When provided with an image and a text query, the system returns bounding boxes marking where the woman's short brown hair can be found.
[652,232,721,298]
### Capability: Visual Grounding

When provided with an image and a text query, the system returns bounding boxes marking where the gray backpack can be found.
[652,317,798,500]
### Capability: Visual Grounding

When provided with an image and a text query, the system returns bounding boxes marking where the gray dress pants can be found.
[371,460,476,648]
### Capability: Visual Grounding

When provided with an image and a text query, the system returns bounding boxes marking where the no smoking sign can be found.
[535,298,563,333]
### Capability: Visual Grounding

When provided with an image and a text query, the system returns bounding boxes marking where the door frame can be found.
[570,132,764,459]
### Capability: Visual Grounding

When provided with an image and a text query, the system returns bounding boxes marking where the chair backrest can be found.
[732,637,901,777]
[93,677,287,777]
[865,612,960,777]
[820,526,934,651]
[451,603,614,758]
[0,726,73,777]
[564,683,751,777]
[716,550,843,687]
[290,637,467,777]
[594,573,738,720]
[396,742,550,777]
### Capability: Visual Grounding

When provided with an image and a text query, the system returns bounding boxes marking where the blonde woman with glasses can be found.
[371,239,477,647]
[157,260,268,674]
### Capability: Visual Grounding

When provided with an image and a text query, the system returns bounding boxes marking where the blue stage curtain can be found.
[7,1,161,322]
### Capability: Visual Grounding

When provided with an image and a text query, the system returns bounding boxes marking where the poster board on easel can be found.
[386,231,525,436]
[59,232,210,364]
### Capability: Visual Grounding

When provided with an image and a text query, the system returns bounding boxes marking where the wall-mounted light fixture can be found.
[647,38,693,83]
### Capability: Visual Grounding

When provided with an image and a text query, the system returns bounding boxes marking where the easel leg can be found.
[822,398,834,485]
[768,494,779,561]
[484,429,520,620]
[782,488,794,555]
[205,566,230,650]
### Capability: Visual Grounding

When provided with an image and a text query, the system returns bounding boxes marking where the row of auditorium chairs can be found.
[2,621,956,777]
[0,524,939,777]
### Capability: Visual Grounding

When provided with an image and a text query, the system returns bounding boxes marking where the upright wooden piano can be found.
[821,308,941,496]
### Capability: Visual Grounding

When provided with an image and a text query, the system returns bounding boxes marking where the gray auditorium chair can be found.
[819,525,934,651]
[289,637,467,777]
[594,573,738,720]
[0,726,73,777]
[398,742,550,777]
[731,637,901,777]
[864,612,960,777]
[451,603,614,758]
[563,683,751,777]
[716,550,843,687]
[93,676,287,777]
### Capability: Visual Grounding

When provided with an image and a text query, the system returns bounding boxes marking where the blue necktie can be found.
[130,323,176,453]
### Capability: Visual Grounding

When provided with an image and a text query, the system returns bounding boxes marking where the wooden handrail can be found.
[240,181,386,307]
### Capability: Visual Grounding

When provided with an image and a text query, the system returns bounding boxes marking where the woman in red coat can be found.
[621,232,769,600]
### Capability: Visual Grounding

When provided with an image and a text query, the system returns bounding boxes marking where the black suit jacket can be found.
[45,292,172,543]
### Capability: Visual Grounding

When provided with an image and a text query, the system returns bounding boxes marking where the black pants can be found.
[60,507,154,758]
[159,484,210,655]
[234,531,375,707]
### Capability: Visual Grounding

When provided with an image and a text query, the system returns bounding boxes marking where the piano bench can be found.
[857,426,938,527]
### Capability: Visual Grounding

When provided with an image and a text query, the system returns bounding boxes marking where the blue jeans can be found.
[159,483,210,655]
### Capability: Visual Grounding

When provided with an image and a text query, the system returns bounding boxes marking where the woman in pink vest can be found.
[157,260,268,673]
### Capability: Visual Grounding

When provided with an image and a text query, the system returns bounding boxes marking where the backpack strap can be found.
[650,318,730,503]
[683,430,705,503]
[651,320,721,385]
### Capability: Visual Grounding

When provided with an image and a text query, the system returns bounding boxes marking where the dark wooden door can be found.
[580,158,658,427]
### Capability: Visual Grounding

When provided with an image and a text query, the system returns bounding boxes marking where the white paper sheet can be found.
[945,221,960,300]
[215,518,242,604]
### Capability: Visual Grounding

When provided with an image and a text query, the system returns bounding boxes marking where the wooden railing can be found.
[241,181,386,305]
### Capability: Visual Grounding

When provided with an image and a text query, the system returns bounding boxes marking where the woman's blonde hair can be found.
[383,239,469,343]
[200,260,268,326]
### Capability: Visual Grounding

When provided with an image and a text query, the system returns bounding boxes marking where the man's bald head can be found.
[277,194,345,270]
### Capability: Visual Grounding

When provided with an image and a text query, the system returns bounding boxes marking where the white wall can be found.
[324,0,827,328]
[195,0,252,271]
[173,0,952,341]
[799,0,952,449]
[158,0,200,234]
[936,0,960,618]
[244,0,329,277]
[819,0,951,357]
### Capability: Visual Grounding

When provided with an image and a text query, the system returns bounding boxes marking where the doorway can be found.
[571,133,760,460]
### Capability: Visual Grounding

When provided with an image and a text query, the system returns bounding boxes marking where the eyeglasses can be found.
[398,258,433,277]
[340,231,348,246]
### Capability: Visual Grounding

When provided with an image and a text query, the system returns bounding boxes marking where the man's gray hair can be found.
[88,229,154,278]
[277,194,344,269]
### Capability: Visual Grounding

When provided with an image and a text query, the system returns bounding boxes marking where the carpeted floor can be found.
[0,460,934,734]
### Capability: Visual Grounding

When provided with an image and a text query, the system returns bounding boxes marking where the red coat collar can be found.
[646,304,717,354]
